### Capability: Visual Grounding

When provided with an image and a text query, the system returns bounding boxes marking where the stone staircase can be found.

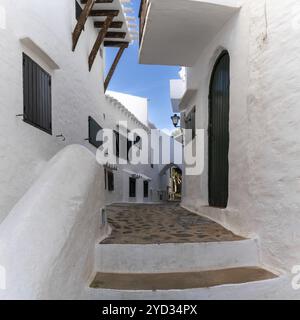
[84,203,283,299]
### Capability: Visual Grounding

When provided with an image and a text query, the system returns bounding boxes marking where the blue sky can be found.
[105,0,180,131]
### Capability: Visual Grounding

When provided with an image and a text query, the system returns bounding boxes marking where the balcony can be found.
[139,0,150,45]
[170,68,197,112]
[170,79,185,113]
[139,0,241,67]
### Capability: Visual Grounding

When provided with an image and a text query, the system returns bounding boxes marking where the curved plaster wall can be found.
[0,145,104,299]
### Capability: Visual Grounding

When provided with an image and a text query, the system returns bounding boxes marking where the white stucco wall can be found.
[0,145,105,299]
[0,0,110,223]
[181,0,300,274]
[107,91,149,126]
[102,95,169,204]
[0,0,167,223]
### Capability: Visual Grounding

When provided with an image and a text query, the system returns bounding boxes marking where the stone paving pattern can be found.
[102,203,244,244]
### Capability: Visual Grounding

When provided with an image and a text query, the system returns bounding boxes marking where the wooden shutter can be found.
[104,169,107,190]
[114,130,120,158]
[107,171,114,191]
[129,177,136,198]
[88,116,103,148]
[23,53,52,134]
[144,181,149,198]
[127,139,132,161]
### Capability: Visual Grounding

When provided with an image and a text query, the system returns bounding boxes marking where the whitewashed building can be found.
[0,0,176,299]
[139,0,300,296]
[103,91,172,204]
[0,0,171,223]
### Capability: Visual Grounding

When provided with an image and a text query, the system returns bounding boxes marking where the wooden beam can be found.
[90,10,119,17]
[105,32,126,39]
[72,0,96,51]
[104,41,129,47]
[94,21,123,29]
[104,43,128,92]
[81,0,113,3]
[89,15,115,71]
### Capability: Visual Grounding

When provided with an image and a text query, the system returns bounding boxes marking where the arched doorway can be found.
[160,164,182,201]
[208,51,230,208]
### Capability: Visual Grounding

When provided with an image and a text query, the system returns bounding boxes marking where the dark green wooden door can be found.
[208,51,230,208]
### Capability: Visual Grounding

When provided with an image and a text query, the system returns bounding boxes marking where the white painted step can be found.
[95,239,260,273]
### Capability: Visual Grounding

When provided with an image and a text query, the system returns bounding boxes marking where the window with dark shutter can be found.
[114,129,138,161]
[104,169,107,190]
[23,53,52,134]
[114,130,120,158]
[129,177,136,198]
[134,134,141,147]
[144,181,149,198]
[89,116,103,148]
[127,139,132,161]
[107,171,114,192]
[184,107,196,142]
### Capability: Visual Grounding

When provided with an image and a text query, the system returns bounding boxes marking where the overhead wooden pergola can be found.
[72,0,131,91]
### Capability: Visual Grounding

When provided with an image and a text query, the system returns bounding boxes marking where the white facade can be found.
[0,0,169,224]
[139,0,241,66]
[103,93,170,204]
[140,0,300,277]
[0,0,177,299]
[107,91,149,126]
[0,0,108,223]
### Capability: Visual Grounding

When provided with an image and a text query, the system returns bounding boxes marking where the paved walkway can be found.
[102,203,243,244]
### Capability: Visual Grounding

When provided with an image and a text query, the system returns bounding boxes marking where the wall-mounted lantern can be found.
[171,114,180,128]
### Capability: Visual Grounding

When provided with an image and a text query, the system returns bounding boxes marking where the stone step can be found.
[95,239,260,273]
[89,267,277,291]
[85,272,287,300]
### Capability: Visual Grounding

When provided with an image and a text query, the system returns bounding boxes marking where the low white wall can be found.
[0,145,104,299]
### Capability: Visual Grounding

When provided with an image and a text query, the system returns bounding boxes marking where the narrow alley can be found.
[102,203,242,244]
[0,0,299,304]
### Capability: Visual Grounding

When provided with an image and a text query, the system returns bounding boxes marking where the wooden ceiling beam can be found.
[104,42,128,92]
[104,41,129,47]
[72,0,96,51]
[81,0,113,3]
[94,21,123,29]
[90,10,119,17]
[105,32,126,39]
[89,14,115,71]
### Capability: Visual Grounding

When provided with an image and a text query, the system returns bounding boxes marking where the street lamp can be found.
[171,114,180,128]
